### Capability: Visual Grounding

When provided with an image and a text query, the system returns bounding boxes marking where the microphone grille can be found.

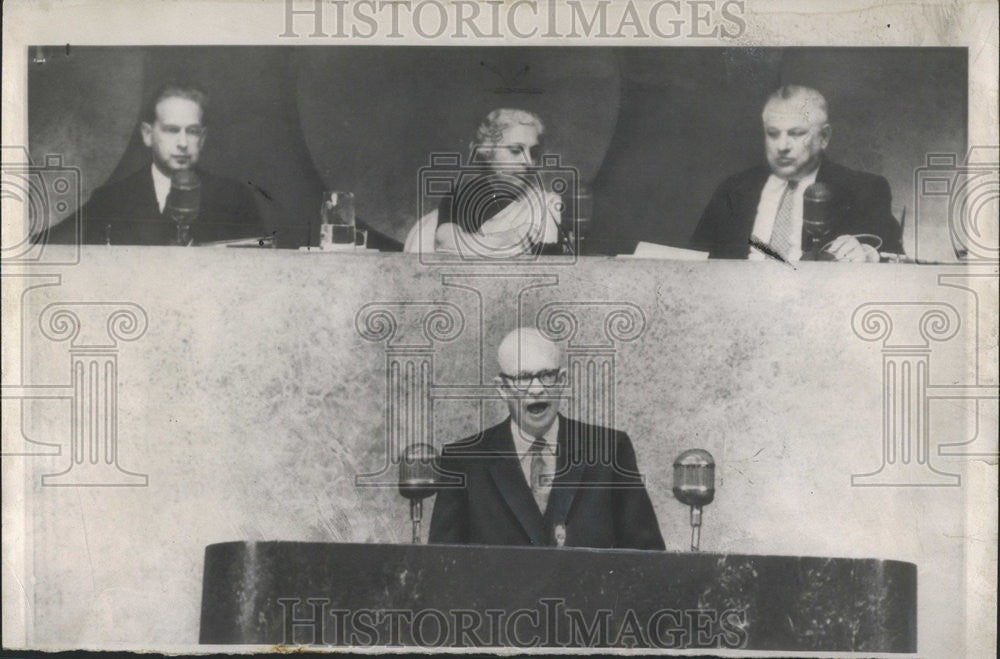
[170,169,201,191]
[398,442,439,500]
[672,449,715,507]
[673,448,715,469]
[803,181,833,203]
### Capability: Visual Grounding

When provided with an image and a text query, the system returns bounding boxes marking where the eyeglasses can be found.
[499,368,563,391]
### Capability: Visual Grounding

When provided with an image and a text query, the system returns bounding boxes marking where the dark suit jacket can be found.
[428,415,665,550]
[690,158,903,258]
[39,165,262,246]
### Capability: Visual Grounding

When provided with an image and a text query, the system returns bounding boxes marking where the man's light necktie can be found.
[528,437,552,513]
[769,179,798,259]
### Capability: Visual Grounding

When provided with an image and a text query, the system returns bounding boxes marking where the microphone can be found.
[672,449,715,551]
[569,185,593,255]
[550,209,574,255]
[802,182,834,259]
[165,169,201,246]
[398,442,439,544]
[551,186,592,256]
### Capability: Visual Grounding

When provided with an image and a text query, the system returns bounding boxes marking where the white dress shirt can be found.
[150,164,172,214]
[511,417,560,495]
[749,167,819,262]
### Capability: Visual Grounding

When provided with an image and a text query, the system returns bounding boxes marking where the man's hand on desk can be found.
[824,234,880,262]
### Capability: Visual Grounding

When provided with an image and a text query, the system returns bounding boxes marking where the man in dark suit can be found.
[429,327,665,550]
[40,83,262,246]
[691,85,902,261]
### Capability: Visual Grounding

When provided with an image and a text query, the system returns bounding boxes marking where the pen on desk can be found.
[748,236,794,267]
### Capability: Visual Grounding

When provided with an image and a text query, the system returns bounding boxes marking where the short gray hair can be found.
[472,108,545,152]
[762,85,829,124]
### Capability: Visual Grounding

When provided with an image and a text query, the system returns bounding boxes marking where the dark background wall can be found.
[29,46,966,251]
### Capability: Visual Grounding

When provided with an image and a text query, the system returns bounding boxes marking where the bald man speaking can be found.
[428,328,665,550]
[691,85,903,261]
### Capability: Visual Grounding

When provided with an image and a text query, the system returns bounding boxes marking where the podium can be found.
[199,542,916,651]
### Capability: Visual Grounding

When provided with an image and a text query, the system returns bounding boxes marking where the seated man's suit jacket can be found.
[40,165,263,246]
[690,158,903,259]
[428,415,666,550]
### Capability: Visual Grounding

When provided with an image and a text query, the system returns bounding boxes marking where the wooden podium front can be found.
[199,541,916,651]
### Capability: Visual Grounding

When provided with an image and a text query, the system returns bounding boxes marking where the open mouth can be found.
[526,401,550,415]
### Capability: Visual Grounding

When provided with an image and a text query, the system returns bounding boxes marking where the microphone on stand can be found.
[570,185,592,255]
[398,442,439,544]
[554,185,592,256]
[672,449,715,551]
[551,209,574,255]
[165,169,201,246]
[802,182,834,260]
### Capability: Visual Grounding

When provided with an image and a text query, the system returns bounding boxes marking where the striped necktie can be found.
[769,179,799,259]
[528,437,552,513]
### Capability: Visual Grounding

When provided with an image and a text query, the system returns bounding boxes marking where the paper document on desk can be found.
[622,241,710,260]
